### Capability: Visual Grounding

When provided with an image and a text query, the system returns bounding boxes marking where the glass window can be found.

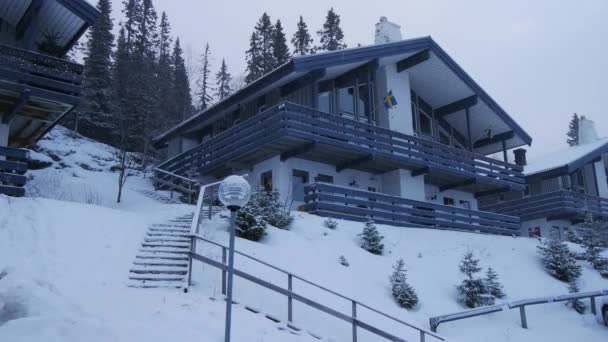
[357,83,370,118]
[459,200,471,209]
[439,128,451,146]
[315,174,333,183]
[411,102,418,131]
[318,91,331,113]
[419,109,433,136]
[443,197,455,206]
[261,171,272,192]
[338,86,356,115]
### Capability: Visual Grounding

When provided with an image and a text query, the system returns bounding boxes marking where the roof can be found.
[154,36,533,151]
[0,0,99,54]
[525,138,608,177]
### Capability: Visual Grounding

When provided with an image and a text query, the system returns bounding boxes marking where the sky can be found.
[106,0,608,159]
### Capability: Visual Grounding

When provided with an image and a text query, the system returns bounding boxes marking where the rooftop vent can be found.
[578,117,599,145]
[375,16,402,44]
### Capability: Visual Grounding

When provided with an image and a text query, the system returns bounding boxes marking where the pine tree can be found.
[171,38,193,122]
[245,13,275,83]
[483,267,506,299]
[249,186,292,229]
[359,220,384,255]
[272,20,290,66]
[457,251,491,308]
[156,11,174,131]
[537,237,582,283]
[567,227,583,244]
[245,32,263,84]
[567,113,587,146]
[196,43,213,110]
[567,280,586,314]
[323,217,338,229]
[316,8,346,51]
[389,259,419,309]
[215,59,232,102]
[235,205,267,241]
[291,15,313,56]
[76,0,114,143]
[579,211,607,270]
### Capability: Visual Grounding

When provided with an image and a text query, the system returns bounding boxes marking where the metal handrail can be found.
[153,167,200,184]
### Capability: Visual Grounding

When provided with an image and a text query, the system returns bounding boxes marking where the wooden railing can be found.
[480,191,608,221]
[0,44,83,100]
[157,102,524,191]
[0,146,29,197]
[303,182,521,236]
[429,289,608,332]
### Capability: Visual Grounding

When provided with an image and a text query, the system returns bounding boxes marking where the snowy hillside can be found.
[0,126,607,341]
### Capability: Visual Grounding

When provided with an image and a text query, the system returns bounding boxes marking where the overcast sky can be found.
[109,0,608,158]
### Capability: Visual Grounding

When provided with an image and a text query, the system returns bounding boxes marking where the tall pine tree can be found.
[245,13,275,83]
[196,43,213,110]
[317,8,346,51]
[272,20,290,65]
[291,15,313,56]
[171,38,193,122]
[567,113,584,146]
[156,11,174,131]
[215,59,232,101]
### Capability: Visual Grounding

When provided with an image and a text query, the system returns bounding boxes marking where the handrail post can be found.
[420,330,425,342]
[209,189,213,220]
[519,305,528,329]
[186,235,196,290]
[590,296,596,315]
[222,246,227,295]
[288,274,293,322]
[352,301,357,342]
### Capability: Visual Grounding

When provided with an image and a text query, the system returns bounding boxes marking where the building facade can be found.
[0,0,99,196]
[154,18,531,236]
[480,118,608,239]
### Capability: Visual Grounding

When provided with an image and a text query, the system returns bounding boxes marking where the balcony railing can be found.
[302,182,521,236]
[479,190,608,221]
[158,102,525,191]
[0,44,83,103]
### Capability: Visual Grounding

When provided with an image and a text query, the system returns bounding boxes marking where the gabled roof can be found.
[154,36,532,150]
[525,138,608,177]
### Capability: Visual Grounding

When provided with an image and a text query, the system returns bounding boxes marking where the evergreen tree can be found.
[245,32,263,83]
[567,113,584,146]
[316,8,346,51]
[579,211,607,270]
[537,237,582,283]
[122,0,142,46]
[567,227,583,244]
[196,43,213,110]
[567,280,586,314]
[291,15,313,56]
[272,20,290,65]
[389,259,419,309]
[359,220,384,255]
[323,217,338,229]
[235,204,267,241]
[215,59,232,102]
[457,251,492,308]
[171,38,193,122]
[250,186,292,229]
[77,0,114,143]
[483,267,506,299]
[156,11,174,131]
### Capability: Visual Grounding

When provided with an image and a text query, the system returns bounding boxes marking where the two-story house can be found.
[0,0,99,196]
[480,118,608,239]
[153,18,532,236]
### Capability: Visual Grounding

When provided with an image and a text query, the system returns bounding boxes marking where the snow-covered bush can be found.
[339,255,349,267]
[323,218,338,230]
[567,280,586,314]
[457,251,492,308]
[235,205,267,241]
[359,220,384,255]
[579,212,607,271]
[389,259,418,309]
[567,228,583,244]
[537,238,581,283]
[483,267,505,299]
[253,187,293,229]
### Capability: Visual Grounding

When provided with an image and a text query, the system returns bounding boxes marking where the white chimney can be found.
[578,117,599,145]
[375,17,402,44]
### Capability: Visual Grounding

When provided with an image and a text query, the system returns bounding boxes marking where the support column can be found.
[380,169,425,201]
[0,122,9,161]
[502,140,508,163]
[465,108,472,151]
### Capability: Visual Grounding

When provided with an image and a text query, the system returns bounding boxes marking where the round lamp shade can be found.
[218,175,252,209]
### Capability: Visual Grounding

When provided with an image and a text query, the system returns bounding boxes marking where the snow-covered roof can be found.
[525,137,608,176]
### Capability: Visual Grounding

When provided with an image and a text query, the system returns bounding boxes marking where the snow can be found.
[524,137,608,176]
[1,125,607,341]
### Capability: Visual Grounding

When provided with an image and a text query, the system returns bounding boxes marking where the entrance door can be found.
[292,170,309,202]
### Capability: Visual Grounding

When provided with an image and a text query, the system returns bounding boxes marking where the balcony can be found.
[479,191,608,222]
[0,146,29,197]
[159,102,525,194]
[302,182,521,236]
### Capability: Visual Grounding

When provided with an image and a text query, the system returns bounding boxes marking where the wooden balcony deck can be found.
[301,182,521,236]
[479,191,608,222]
[0,146,29,197]
[159,102,525,194]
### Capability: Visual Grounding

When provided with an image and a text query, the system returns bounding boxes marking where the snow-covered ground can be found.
[1,126,607,341]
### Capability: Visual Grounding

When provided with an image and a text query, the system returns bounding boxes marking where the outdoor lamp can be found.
[218,175,251,211]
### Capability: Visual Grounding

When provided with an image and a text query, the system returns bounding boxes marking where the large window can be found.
[338,86,356,115]
[419,109,433,136]
[317,68,374,123]
[357,82,371,119]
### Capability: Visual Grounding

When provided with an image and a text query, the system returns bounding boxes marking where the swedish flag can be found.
[383,90,398,110]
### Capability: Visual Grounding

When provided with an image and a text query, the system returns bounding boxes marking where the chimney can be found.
[578,117,599,145]
[514,148,527,166]
[374,17,402,44]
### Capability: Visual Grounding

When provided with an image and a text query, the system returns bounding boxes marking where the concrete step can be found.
[148,228,190,234]
[130,267,188,275]
[144,237,190,243]
[133,260,189,267]
[146,232,191,238]
[128,273,185,282]
[151,223,190,228]
[138,248,189,255]
[135,254,189,261]
[127,280,184,288]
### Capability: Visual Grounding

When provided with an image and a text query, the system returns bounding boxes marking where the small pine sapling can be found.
[579,211,607,270]
[389,259,418,309]
[483,267,506,299]
[537,238,582,283]
[567,280,586,314]
[457,251,491,308]
[359,220,384,255]
[339,255,349,267]
[323,217,338,230]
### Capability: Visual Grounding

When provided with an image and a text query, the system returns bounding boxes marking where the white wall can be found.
[594,158,608,198]
[167,137,181,159]
[424,184,479,210]
[521,218,571,240]
[380,169,425,201]
[375,64,414,135]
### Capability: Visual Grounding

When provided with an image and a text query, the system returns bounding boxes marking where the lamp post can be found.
[218,175,251,342]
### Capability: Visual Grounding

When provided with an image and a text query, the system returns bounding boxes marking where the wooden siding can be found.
[0,145,28,197]
[283,83,313,107]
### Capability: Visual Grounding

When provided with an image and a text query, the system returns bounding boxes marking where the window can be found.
[411,102,418,131]
[439,127,451,146]
[419,109,433,136]
[261,171,272,192]
[459,200,471,209]
[315,174,333,183]
[368,187,377,192]
[292,170,309,202]
[443,197,455,206]
[338,86,356,115]
[318,91,332,113]
[231,110,241,125]
[257,96,267,113]
[528,226,541,238]
[357,82,370,120]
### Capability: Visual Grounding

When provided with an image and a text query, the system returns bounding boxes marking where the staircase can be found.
[138,189,182,204]
[127,213,194,288]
